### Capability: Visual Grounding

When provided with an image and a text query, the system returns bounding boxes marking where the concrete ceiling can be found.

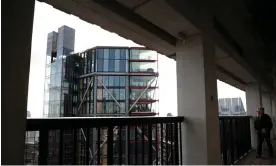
[39,0,268,91]
[118,0,200,38]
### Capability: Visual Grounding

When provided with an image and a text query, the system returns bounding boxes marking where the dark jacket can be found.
[254,113,273,131]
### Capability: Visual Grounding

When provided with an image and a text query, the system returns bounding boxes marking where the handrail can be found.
[26,116,185,131]
[219,115,251,119]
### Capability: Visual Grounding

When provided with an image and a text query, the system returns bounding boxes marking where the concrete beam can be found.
[40,0,176,55]
[92,0,177,46]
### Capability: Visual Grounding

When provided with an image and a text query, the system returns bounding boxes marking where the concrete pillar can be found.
[176,34,221,164]
[2,0,35,164]
[263,93,273,139]
[272,98,276,139]
[263,93,272,116]
[245,83,262,149]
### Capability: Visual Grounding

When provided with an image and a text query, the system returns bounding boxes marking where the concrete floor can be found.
[237,140,276,165]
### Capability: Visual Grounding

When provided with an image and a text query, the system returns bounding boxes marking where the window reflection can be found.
[130,49,157,60]
[130,62,157,72]
[96,48,128,72]
[130,76,156,87]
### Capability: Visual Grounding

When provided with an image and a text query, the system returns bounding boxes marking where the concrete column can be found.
[176,34,221,164]
[272,98,276,139]
[263,93,272,116]
[2,0,35,164]
[245,83,262,149]
[263,93,273,139]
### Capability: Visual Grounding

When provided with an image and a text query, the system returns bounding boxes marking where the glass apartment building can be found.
[67,46,159,118]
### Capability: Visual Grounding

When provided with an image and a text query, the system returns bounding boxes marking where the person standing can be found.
[254,107,274,158]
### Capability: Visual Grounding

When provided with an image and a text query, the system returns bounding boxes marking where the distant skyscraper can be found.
[43,25,75,117]
[27,110,31,117]
[56,26,75,57]
[218,97,246,115]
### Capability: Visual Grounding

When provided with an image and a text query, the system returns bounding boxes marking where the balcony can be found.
[24,116,258,165]
[25,116,184,165]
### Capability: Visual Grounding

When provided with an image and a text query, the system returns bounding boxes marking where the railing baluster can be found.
[155,123,158,165]
[97,127,101,165]
[142,125,145,165]
[119,126,122,165]
[247,118,252,151]
[174,122,179,165]
[135,125,137,165]
[235,119,239,162]
[148,123,153,165]
[127,125,130,165]
[220,119,227,164]
[170,123,174,165]
[39,129,48,165]
[86,128,90,165]
[160,123,163,165]
[73,129,77,165]
[166,123,169,165]
[107,125,114,165]
[59,129,64,165]
[179,123,183,165]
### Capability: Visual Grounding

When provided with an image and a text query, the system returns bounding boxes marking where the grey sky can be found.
[27,1,246,117]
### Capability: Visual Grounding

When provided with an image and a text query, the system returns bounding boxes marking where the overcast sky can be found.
[27,1,246,117]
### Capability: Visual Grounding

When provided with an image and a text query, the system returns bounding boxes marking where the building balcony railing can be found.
[24,116,252,165]
[219,116,251,164]
[25,116,184,165]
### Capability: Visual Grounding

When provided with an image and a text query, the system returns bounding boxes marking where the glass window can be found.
[119,60,126,72]
[103,76,109,86]
[109,76,114,86]
[103,89,108,100]
[115,49,120,59]
[130,49,157,60]
[106,102,114,113]
[114,103,120,113]
[120,89,125,100]
[97,102,103,113]
[104,49,109,59]
[89,103,94,114]
[114,89,120,100]
[104,60,108,72]
[130,62,156,72]
[119,76,125,86]
[103,102,107,113]
[97,59,103,72]
[109,49,115,59]
[108,89,114,100]
[120,49,126,59]
[97,76,103,86]
[130,50,139,59]
[108,59,115,72]
[114,76,120,86]
[115,60,120,72]
[97,49,104,59]
[97,89,102,100]
[120,103,125,113]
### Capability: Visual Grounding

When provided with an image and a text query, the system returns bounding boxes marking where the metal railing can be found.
[219,116,251,165]
[24,116,184,165]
